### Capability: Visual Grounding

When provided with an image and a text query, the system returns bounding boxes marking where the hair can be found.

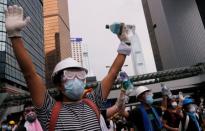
[23,101,33,110]
[183,104,190,111]
[53,70,63,86]
[54,91,63,101]
[137,91,148,102]
[167,98,174,109]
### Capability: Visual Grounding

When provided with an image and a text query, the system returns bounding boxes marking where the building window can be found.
[0,41,5,51]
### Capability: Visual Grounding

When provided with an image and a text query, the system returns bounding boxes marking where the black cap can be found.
[105,25,110,29]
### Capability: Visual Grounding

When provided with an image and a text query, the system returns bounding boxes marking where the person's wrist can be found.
[117,42,131,56]
[120,88,126,92]
[7,31,21,38]
[114,104,120,112]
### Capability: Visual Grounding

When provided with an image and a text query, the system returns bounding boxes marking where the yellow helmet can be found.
[9,120,15,125]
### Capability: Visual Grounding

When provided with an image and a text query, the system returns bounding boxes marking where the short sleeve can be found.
[34,90,55,130]
[86,82,106,109]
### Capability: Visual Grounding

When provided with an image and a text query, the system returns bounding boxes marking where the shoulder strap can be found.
[49,101,62,131]
[49,99,100,131]
[82,98,100,120]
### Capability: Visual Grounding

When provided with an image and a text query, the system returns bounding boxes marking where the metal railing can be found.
[1,63,205,108]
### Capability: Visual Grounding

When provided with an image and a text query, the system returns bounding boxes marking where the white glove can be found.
[5,5,30,37]
[178,92,184,101]
[117,42,131,55]
[161,83,172,98]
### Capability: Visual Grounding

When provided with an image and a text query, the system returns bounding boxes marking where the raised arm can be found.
[101,24,131,99]
[106,90,126,118]
[5,5,46,107]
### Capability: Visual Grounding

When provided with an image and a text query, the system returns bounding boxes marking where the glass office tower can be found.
[0,0,44,93]
[142,0,205,70]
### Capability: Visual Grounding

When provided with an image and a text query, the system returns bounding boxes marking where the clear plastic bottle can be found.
[117,71,134,96]
[123,80,134,96]
[119,71,134,96]
[105,22,135,36]
[124,95,129,104]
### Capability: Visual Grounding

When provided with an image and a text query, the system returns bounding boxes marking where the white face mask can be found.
[63,78,85,101]
[145,95,154,105]
[171,102,178,108]
[188,105,196,113]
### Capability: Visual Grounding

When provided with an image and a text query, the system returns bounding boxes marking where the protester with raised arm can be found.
[5,5,131,130]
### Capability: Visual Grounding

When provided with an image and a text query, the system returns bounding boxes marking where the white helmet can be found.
[51,57,88,84]
[135,86,150,99]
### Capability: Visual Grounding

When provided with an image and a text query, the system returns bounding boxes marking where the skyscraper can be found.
[0,0,44,116]
[70,37,92,76]
[71,37,83,65]
[0,0,44,94]
[44,0,71,88]
[142,0,205,70]
[130,27,147,75]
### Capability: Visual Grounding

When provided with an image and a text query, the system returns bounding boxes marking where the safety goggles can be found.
[62,70,86,81]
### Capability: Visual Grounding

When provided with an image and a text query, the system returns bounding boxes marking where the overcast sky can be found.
[68,0,156,80]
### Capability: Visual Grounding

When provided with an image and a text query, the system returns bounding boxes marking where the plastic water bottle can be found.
[118,71,134,96]
[124,95,129,103]
[105,22,135,36]
[120,79,134,96]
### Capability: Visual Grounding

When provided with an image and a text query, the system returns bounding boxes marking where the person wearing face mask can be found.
[162,98,182,131]
[179,98,203,131]
[122,86,163,131]
[14,101,43,131]
[4,5,131,131]
[1,121,9,131]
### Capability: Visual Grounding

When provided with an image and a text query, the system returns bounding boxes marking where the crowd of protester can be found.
[1,5,205,131]
[1,84,205,131]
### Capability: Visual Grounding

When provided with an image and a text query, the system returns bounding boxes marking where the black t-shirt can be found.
[181,113,203,131]
[127,106,162,131]
[163,110,181,128]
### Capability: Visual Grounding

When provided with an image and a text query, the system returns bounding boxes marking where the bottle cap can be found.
[105,25,110,29]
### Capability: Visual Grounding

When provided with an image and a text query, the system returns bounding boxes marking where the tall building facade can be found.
[142,0,205,70]
[44,0,71,88]
[130,28,147,75]
[71,37,92,76]
[0,0,44,94]
[71,37,83,65]
[81,39,92,76]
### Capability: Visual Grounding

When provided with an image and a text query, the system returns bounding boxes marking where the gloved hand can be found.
[117,24,131,56]
[178,91,184,101]
[5,5,30,37]
[161,83,172,98]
